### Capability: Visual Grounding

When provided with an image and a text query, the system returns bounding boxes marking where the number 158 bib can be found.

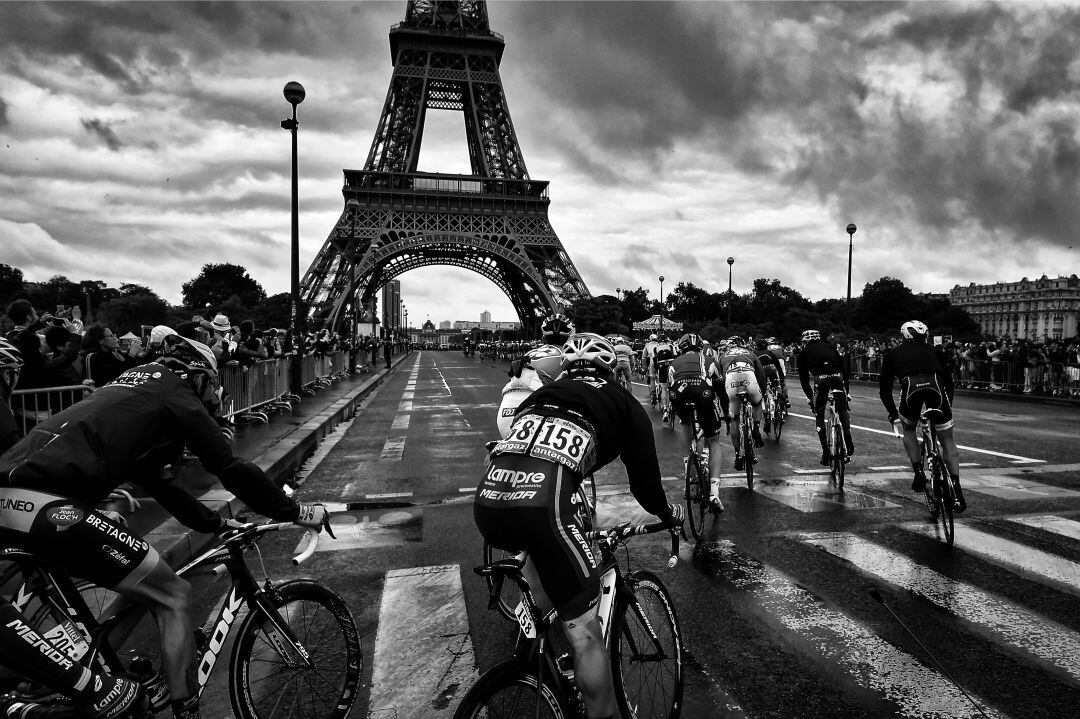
[494,413,596,474]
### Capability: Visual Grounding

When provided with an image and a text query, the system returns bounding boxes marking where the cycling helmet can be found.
[0,338,22,369]
[726,335,743,348]
[648,334,658,341]
[561,332,617,373]
[677,333,703,354]
[801,329,821,343]
[540,313,575,343]
[159,336,221,412]
[524,344,564,383]
[900,320,929,342]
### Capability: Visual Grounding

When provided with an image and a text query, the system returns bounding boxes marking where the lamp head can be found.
[283,81,306,106]
[846,223,857,236]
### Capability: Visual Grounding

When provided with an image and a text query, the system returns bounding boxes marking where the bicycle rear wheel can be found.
[230,579,361,719]
[774,401,785,441]
[453,661,567,719]
[931,457,955,546]
[741,407,754,491]
[832,424,845,491]
[684,454,707,542]
[611,570,684,719]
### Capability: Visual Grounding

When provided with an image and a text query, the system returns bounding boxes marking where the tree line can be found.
[0,263,293,335]
[566,276,980,342]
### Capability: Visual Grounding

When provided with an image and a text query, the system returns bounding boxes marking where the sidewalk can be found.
[849,378,1080,408]
[125,351,414,568]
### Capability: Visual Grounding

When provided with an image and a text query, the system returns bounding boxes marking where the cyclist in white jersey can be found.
[609,335,635,389]
[641,334,659,403]
[715,336,767,470]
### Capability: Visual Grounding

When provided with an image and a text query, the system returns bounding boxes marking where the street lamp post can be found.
[726,257,735,331]
[282,80,306,393]
[658,276,665,336]
[846,223,857,333]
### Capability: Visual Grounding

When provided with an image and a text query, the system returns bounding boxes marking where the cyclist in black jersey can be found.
[669,334,726,512]
[0,335,328,719]
[755,338,788,433]
[878,320,966,512]
[797,329,854,465]
[475,332,681,719]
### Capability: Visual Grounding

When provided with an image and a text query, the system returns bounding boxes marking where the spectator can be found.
[1,338,22,453]
[80,324,143,386]
[5,299,80,390]
[204,313,235,364]
[42,326,83,388]
[263,329,283,359]
[383,336,392,369]
[234,320,267,367]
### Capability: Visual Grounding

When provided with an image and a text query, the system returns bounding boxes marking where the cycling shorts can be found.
[762,365,779,382]
[670,378,723,438]
[724,365,761,408]
[657,364,673,384]
[812,374,847,412]
[615,360,632,379]
[898,374,954,431]
[474,453,598,620]
[0,488,158,592]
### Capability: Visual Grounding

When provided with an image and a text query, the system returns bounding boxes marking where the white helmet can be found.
[801,329,821,343]
[648,334,658,341]
[525,344,564,383]
[561,333,617,373]
[900,320,929,342]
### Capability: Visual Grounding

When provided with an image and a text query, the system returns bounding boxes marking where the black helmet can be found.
[159,336,221,413]
[676,333,703,354]
[540,313,575,344]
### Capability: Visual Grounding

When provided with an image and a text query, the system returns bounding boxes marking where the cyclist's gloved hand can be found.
[216,517,247,535]
[891,418,904,437]
[807,400,815,412]
[295,502,329,531]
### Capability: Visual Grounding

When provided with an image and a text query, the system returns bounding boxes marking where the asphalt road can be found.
[182,351,1080,718]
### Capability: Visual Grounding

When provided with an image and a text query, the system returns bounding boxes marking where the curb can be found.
[849,378,1080,409]
[145,352,414,568]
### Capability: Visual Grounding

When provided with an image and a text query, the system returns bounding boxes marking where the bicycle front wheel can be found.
[453,661,568,719]
[684,454,707,542]
[741,411,754,491]
[611,570,684,719]
[230,579,361,719]
[832,424,845,491]
[931,457,955,546]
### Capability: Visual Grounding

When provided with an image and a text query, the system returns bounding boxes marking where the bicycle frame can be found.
[0,523,322,702]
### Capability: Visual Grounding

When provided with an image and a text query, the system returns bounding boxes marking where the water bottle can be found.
[129,656,170,712]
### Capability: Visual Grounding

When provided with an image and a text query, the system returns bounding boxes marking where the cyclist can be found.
[797,329,854,466]
[878,320,966,512]
[754,338,788,434]
[642,333,660,404]
[1,338,21,453]
[498,344,564,437]
[0,336,329,719]
[609,335,635,390]
[539,312,575,347]
[652,335,676,421]
[715,336,767,470]
[475,333,682,719]
[670,333,727,512]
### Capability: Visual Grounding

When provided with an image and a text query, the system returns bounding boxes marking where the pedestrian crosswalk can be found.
[338,511,1080,718]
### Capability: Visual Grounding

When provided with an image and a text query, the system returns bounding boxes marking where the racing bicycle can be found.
[735,390,756,491]
[916,407,958,546]
[457,519,685,719]
[0,519,361,719]
[682,410,712,542]
[823,389,848,491]
[762,380,787,441]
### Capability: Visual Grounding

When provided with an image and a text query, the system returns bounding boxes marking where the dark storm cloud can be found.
[501,2,1080,250]
[81,118,124,151]
[0,96,9,127]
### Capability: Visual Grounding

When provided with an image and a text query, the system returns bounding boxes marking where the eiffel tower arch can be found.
[300,0,590,338]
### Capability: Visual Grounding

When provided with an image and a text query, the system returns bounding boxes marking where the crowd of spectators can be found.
[844,335,1080,397]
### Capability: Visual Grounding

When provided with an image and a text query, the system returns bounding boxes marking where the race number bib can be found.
[494,413,596,473]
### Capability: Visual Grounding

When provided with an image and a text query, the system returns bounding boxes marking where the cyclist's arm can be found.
[146,467,228,533]
[877,353,899,422]
[620,403,672,519]
[750,355,767,392]
[798,354,813,400]
[174,398,301,523]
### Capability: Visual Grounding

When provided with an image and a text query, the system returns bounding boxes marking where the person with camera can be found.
[80,323,147,387]
[4,299,82,391]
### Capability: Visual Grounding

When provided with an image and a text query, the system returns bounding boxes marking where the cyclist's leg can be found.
[562,607,616,717]
[698,389,726,508]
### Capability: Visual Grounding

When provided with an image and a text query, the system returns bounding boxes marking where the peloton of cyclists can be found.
[797,329,855,466]
[475,332,682,719]
[878,320,967,513]
[715,336,767,471]
[669,333,727,512]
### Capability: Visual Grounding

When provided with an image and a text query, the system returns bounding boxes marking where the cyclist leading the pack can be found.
[878,320,966,512]
[670,333,727,512]
[475,333,682,719]
[715,336,767,471]
[797,329,854,466]
[0,336,329,719]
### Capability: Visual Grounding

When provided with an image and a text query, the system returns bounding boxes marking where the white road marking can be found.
[786,411,1045,464]
[803,532,1080,683]
[366,492,414,500]
[713,541,1005,718]
[900,522,1080,595]
[293,416,357,486]
[867,465,910,471]
[391,414,411,430]
[379,436,406,462]
[368,565,477,718]
[1007,515,1080,542]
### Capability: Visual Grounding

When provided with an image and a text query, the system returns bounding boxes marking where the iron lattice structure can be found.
[300,0,590,338]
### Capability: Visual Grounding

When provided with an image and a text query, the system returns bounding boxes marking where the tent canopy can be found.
[118,331,139,340]
[631,314,683,332]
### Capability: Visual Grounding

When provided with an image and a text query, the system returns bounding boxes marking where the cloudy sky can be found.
[2,1,1079,326]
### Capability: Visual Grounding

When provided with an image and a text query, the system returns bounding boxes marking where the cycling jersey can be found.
[878,343,955,429]
[613,342,634,360]
[716,348,766,410]
[0,362,300,532]
[668,352,723,437]
[652,343,676,383]
[797,340,849,401]
[475,372,669,619]
[756,350,785,386]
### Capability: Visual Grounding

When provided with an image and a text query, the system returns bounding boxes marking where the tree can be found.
[96,294,169,335]
[669,282,712,324]
[853,277,917,334]
[119,283,159,298]
[619,287,652,322]
[181,263,266,309]
[0,264,24,308]
[566,296,626,336]
[749,278,811,320]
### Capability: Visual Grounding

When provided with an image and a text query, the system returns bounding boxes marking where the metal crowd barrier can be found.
[9,384,96,437]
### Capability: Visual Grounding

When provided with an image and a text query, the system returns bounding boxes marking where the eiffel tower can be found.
[300,0,591,338]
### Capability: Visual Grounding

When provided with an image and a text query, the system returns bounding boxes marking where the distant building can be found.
[454,320,520,332]
[949,274,1080,340]
[481,310,492,323]
[439,320,452,330]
